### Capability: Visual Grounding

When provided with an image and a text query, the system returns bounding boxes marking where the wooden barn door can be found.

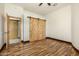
[30,17,38,41]
[38,19,46,40]
[30,17,46,42]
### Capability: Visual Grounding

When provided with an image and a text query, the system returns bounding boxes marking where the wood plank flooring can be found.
[0,39,79,56]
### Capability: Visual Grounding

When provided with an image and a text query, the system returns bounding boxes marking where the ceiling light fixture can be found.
[39,3,57,6]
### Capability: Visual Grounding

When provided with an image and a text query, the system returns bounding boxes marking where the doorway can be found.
[6,15,22,49]
[9,20,20,44]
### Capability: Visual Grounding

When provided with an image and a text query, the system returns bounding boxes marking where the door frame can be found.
[6,15,22,49]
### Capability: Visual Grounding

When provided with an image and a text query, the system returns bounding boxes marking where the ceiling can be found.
[15,3,70,15]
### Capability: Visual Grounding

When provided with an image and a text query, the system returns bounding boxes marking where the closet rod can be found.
[7,16,21,19]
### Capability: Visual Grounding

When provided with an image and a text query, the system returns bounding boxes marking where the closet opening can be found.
[9,20,20,44]
[6,15,22,50]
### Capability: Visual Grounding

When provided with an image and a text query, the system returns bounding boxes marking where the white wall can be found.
[5,4,23,17]
[0,4,4,49]
[23,10,45,41]
[0,15,4,49]
[45,5,71,42]
[71,4,79,50]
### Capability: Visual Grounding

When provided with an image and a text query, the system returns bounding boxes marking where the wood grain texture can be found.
[38,19,46,40]
[9,20,18,39]
[30,17,46,41]
[30,17,39,41]
[0,39,79,56]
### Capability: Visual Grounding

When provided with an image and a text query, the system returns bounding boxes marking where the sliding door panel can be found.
[30,17,38,41]
[38,19,46,40]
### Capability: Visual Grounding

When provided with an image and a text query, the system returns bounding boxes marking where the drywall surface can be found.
[45,5,71,42]
[0,16,4,49]
[5,3,23,17]
[72,4,79,50]
[23,10,45,41]
[0,4,4,49]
